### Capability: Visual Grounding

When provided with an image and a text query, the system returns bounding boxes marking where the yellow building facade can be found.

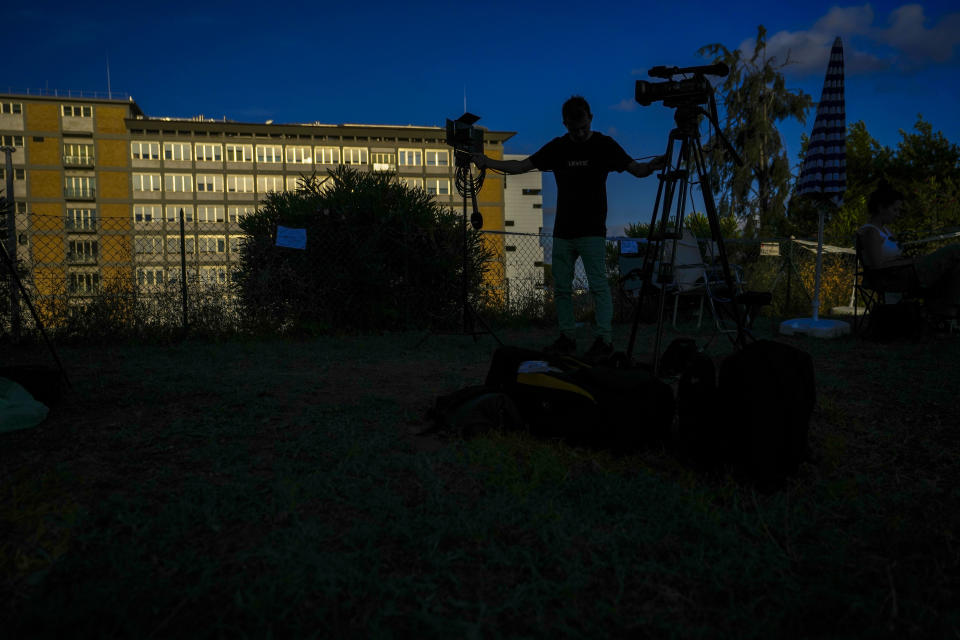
[0,92,514,304]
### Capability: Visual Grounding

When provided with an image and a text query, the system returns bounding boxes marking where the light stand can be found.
[0,212,71,388]
[441,113,501,344]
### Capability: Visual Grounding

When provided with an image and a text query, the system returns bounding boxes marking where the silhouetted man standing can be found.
[473,96,665,360]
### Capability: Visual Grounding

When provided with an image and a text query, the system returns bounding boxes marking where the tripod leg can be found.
[626,132,679,362]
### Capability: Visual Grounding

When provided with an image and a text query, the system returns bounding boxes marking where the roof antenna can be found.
[106,55,112,99]
[463,85,467,113]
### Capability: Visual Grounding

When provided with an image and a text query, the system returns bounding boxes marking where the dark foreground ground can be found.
[2,320,959,638]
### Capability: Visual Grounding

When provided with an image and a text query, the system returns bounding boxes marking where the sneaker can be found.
[584,337,614,363]
[544,334,576,356]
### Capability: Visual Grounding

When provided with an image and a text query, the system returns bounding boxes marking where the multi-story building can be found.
[501,153,545,300]
[0,91,514,303]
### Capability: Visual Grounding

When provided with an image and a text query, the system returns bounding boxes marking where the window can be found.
[68,272,99,294]
[398,149,421,166]
[66,208,96,231]
[64,143,94,165]
[228,206,254,223]
[195,143,222,162]
[65,176,95,198]
[134,237,163,255]
[285,146,312,164]
[1,102,22,114]
[1,135,24,147]
[532,203,542,209]
[399,177,423,190]
[166,205,194,222]
[256,144,283,163]
[15,202,27,214]
[67,239,97,262]
[256,175,284,193]
[134,204,161,222]
[343,147,368,165]
[226,144,253,162]
[165,174,193,192]
[425,150,449,167]
[133,173,162,192]
[198,235,227,253]
[426,178,450,196]
[61,105,92,117]
[0,168,26,180]
[522,188,542,196]
[199,266,228,284]
[137,267,164,285]
[286,175,307,191]
[226,175,254,193]
[229,235,245,253]
[316,146,340,164]
[197,206,225,223]
[167,235,196,255]
[163,142,191,161]
[131,141,160,160]
[505,220,515,227]
[196,174,223,192]
[372,152,394,165]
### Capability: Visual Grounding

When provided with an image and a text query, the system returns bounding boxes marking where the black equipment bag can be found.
[717,339,815,485]
[485,346,675,452]
[676,349,722,468]
[423,385,526,438]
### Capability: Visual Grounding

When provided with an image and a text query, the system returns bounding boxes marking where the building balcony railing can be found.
[64,187,96,200]
[65,217,98,232]
[63,155,95,167]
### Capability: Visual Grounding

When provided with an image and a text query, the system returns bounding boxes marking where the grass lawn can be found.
[2,318,959,638]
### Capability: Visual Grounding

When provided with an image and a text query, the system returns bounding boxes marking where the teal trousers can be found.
[552,236,612,342]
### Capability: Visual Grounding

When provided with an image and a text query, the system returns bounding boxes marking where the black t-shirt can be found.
[529,132,633,238]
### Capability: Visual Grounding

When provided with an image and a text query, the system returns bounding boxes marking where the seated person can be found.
[857,180,960,317]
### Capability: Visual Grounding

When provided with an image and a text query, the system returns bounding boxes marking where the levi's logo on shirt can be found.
[568,160,589,167]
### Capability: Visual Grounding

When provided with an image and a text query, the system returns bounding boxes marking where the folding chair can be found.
[852,234,924,337]
[617,233,707,328]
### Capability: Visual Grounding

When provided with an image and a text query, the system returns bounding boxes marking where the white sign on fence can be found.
[760,242,780,257]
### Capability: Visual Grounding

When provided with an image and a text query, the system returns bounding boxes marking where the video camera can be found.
[635,62,728,108]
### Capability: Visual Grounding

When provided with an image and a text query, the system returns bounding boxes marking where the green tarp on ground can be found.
[0,377,49,432]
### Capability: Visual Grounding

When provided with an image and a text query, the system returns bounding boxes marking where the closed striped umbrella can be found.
[780,36,851,336]
[797,36,846,205]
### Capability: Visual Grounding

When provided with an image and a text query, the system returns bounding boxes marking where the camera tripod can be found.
[625,103,750,373]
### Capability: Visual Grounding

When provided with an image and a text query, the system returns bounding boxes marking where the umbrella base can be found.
[779,317,851,339]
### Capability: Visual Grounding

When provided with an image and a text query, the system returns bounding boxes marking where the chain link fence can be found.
[1,209,862,341]
[477,231,860,326]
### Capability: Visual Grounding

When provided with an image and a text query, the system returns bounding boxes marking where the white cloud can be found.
[738,4,960,76]
[878,4,960,63]
[611,98,638,112]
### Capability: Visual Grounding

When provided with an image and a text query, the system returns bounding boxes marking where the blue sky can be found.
[5,1,959,236]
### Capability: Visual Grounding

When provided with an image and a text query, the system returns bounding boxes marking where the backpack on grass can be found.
[484,345,675,452]
[717,339,815,485]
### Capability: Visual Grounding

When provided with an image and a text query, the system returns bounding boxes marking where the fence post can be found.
[179,207,188,332]
[3,146,19,342]
[786,236,793,314]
